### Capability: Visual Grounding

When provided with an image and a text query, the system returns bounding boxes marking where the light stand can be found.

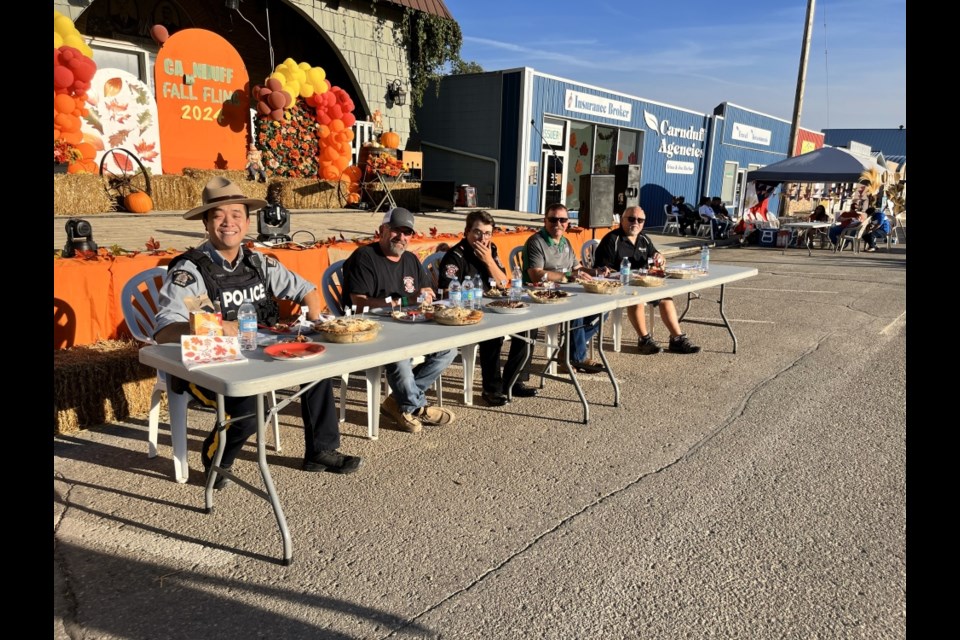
[257,204,291,243]
[62,218,98,257]
[226,0,275,70]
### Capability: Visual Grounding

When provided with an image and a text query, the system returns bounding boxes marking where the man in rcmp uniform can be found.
[437,210,537,407]
[341,207,457,433]
[154,177,361,488]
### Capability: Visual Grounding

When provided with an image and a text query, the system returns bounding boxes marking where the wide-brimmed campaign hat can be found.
[183,177,269,220]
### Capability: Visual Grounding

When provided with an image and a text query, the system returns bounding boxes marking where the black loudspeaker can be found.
[614,164,641,214]
[420,180,456,211]
[578,174,615,228]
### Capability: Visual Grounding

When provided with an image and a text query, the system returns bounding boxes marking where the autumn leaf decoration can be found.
[103,77,123,98]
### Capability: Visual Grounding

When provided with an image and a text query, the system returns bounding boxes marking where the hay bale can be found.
[181,168,270,201]
[54,339,158,435]
[149,174,203,211]
[271,179,345,209]
[54,173,117,215]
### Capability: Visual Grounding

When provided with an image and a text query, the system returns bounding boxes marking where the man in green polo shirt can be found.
[513,202,606,374]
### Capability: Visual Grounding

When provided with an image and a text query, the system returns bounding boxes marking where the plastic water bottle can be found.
[238,301,258,351]
[700,245,710,273]
[510,272,522,302]
[462,275,475,310]
[448,276,462,308]
[620,256,631,285]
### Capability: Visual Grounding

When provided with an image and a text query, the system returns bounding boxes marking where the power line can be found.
[822,1,830,129]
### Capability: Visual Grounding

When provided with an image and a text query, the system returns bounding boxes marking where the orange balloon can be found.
[75,142,96,160]
[54,93,76,114]
[62,130,83,144]
[334,156,349,171]
[330,119,344,133]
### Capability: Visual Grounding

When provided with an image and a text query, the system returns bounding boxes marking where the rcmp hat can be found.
[183,177,269,220]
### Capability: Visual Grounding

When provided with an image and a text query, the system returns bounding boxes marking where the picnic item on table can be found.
[180,335,247,369]
[580,279,624,294]
[313,317,382,343]
[433,306,484,325]
[631,274,666,287]
[390,308,431,323]
[485,299,530,314]
[185,293,223,336]
[527,289,573,304]
[665,266,703,279]
[263,342,326,360]
[483,286,511,298]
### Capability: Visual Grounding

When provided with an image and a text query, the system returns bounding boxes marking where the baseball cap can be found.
[382,207,416,231]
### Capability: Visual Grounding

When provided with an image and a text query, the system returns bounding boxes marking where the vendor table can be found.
[139,264,758,564]
[780,221,832,256]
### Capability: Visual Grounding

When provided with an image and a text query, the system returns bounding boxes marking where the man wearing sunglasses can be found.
[519,202,606,374]
[342,207,457,433]
[593,205,701,355]
[438,210,538,406]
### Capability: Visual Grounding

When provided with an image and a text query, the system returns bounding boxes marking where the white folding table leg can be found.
[546,324,559,374]
[611,309,624,352]
[167,389,190,483]
[147,376,164,459]
[365,366,382,440]
[461,343,478,405]
[268,391,281,453]
[338,373,349,423]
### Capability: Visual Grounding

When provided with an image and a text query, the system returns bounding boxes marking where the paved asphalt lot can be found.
[54,240,907,639]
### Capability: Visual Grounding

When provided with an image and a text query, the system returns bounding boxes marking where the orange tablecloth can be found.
[53,227,608,350]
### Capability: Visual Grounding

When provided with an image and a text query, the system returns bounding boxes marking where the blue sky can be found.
[443,0,906,132]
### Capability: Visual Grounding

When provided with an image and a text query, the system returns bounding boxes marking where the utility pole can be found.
[780,0,816,218]
[788,0,816,159]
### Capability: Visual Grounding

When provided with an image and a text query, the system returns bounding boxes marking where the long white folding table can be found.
[139,264,757,564]
[780,221,831,256]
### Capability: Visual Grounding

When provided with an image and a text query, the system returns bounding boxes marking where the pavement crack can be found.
[53,471,82,639]
[380,333,837,639]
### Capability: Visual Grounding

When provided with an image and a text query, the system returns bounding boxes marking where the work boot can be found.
[668,334,701,354]
[380,395,422,433]
[637,334,663,355]
[414,404,455,425]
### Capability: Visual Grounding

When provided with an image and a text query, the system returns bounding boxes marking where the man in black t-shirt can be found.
[593,206,701,355]
[342,208,458,433]
[437,210,537,406]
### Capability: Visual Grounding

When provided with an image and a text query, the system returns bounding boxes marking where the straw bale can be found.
[53,339,158,435]
[53,173,117,216]
[149,174,203,211]
[180,168,270,201]
[271,179,345,209]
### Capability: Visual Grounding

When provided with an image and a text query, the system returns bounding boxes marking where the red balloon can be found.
[266,78,282,92]
[53,65,74,90]
[270,108,284,121]
[342,113,356,128]
[280,91,292,107]
[256,101,271,117]
[150,24,169,45]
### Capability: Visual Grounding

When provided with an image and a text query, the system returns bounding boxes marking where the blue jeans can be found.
[865,229,886,249]
[570,314,602,362]
[385,349,457,414]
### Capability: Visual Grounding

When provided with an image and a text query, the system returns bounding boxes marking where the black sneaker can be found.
[637,335,663,355]
[508,383,539,398]
[303,449,363,474]
[202,459,232,490]
[481,390,509,406]
[668,335,701,354]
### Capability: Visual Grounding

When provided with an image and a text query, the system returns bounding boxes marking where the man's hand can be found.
[473,242,495,266]
[652,252,666,268]
[420,288,436,304]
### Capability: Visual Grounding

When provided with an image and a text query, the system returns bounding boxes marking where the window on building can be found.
[617,129,640,166]
[88,37,156,96]
[594,126,616,174]
[721,161,738,204]
[565,120,594,210]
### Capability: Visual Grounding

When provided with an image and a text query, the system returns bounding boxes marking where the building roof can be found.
[822,129,906,159]
[384,0,455,20]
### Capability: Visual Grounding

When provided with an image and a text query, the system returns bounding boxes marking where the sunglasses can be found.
[547,217,569,224]
[626,217,646,223]
[390,227,415,237]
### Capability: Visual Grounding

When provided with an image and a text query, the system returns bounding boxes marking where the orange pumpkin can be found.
[381,129,400,149]
[346,193,361,204]
[124,190,153,214]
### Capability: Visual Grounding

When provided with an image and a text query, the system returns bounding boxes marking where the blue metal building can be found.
[822,128,907,168]
[416,68,795,226]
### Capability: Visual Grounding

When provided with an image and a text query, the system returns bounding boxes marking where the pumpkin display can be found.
[381,129,400,149]
[124,190,153,214]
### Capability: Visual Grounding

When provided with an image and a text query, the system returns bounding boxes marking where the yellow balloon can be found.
[54,33,64,48]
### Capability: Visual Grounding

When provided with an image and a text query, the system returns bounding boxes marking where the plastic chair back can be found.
[581,239,599,269]
[421,251,445,292]
[121,266,167,344]
[321,260,347,316]
[509,245,524,282]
